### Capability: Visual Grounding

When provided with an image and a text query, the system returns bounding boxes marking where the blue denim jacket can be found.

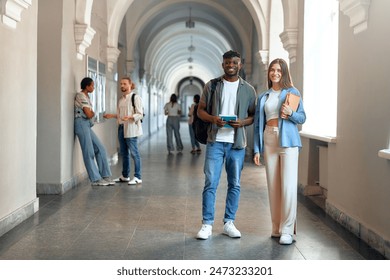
[253,87,306,154]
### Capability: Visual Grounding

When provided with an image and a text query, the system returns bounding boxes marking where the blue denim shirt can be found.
[253,87,306,154]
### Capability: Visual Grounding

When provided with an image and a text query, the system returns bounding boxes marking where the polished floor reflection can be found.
[0,123,385,260]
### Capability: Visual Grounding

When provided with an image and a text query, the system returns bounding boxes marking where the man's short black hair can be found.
[223,50,241,59]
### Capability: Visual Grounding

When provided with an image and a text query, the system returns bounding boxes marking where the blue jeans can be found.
[118,125,142,179]
[202,142,245,225]
[74,118,112,182]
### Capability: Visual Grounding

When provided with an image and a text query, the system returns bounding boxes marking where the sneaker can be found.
[196,224,212,240]
[223,221,241,238]
[91,179,109,186]
[279,234,293,245]
[271,233,281,238]
[128,177,142,185]
[114,175,130,182]
[103,177,115,185]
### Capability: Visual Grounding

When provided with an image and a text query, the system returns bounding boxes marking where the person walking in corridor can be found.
[253,58,306,245]
[188,94,201,154]
[104,77,143,185]
[164,93,183,154]
[74,77,115,186]
[196,50,256,240]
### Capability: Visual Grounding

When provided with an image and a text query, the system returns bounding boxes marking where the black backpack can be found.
[192,78,218,144]
[131,93,145,122]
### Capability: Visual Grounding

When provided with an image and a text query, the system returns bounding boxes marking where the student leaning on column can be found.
[74,77,115,186]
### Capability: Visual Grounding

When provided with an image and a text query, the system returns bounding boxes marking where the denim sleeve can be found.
[253,97,261,154]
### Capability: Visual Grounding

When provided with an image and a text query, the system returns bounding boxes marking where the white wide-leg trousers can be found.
[263,125,299,236]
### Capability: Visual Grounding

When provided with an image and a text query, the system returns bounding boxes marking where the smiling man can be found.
[196,50,257,240]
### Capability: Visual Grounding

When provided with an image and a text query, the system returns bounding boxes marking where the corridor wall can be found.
[0,1,39,236]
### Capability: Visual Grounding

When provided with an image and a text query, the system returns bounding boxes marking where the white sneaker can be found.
[279,234,293,245]
[196,224,212,240]
[223,221,241,238]
[128,177,142,185]
[115,175,130,182]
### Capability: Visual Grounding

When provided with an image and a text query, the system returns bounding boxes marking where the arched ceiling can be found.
[105,0,283,93]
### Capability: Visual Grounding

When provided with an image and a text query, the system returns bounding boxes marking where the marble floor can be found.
[0,123,385,260]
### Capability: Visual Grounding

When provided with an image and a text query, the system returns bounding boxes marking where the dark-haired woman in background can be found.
[74,77,114,186]
[163,93,183,154]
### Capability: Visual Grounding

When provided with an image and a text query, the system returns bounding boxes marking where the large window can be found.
[87,56,106,123]
[303,0,339,137]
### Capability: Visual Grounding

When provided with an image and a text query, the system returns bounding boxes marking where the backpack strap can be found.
[131,93,136,112]
[206,78,219,113]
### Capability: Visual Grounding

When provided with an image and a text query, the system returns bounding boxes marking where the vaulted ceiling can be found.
[107,0,271,94]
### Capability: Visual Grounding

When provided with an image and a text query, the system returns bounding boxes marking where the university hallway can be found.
[0,123,384,261]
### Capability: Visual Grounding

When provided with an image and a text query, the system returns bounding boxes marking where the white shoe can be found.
[279,234,293,245]
[115,175,130,182]
[128,177,142,185]
[223,221,241,238]
[196,224,212,240]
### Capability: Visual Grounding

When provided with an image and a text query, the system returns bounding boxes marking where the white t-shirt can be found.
[216,79,239,143]
[164,102,182,116]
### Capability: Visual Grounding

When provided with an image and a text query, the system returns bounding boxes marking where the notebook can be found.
[281,92,300,119]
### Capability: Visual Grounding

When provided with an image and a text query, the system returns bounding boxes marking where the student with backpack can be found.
[104,77,144,185]
[196,51,256,240]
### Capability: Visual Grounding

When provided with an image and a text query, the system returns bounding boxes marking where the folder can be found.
[281,92,300,119]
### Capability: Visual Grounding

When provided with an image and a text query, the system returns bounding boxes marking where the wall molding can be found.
[74,23,96,60]
[0,0,32,29]
[339,0,371,34]
[107,47,121,72]
[280,28,298,63]
[0,198,38,238]
[74,0,95,60]
[326,201,389,258]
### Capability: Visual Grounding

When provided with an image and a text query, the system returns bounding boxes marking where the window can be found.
[87,56,106,123]
[303,0,339,138]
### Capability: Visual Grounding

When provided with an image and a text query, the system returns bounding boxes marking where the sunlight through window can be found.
[303,0,339,138]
